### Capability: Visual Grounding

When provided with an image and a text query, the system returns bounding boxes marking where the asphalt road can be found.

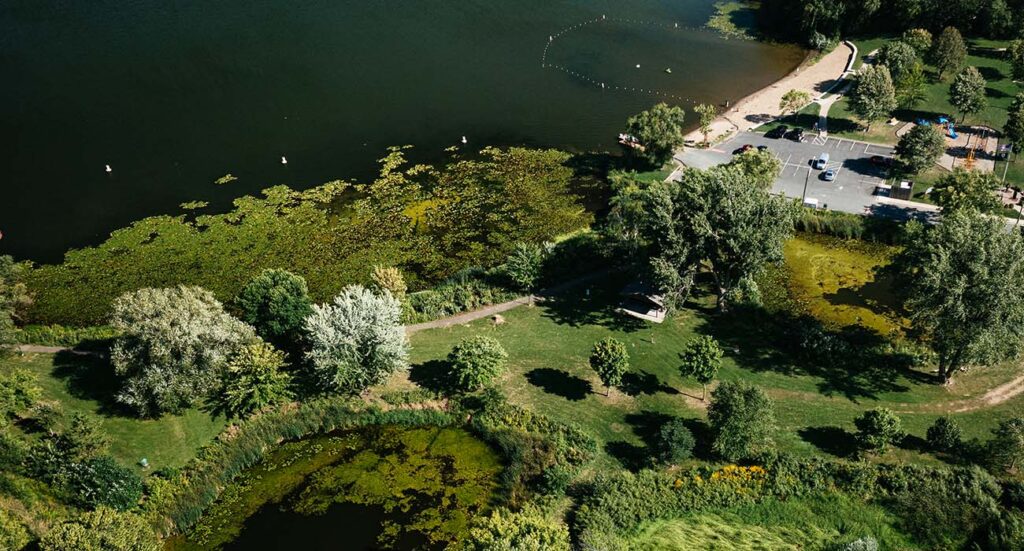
[675,131,939,222]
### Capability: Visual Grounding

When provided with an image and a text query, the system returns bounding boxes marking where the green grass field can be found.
[399,234,1024,470]
[0,352,225,471]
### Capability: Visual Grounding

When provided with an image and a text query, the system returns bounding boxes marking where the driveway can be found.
[675,131,939,222]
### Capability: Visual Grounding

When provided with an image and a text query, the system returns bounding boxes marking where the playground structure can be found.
[902,117,997,173]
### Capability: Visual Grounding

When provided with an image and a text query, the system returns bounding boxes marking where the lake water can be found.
[1,0,803,262]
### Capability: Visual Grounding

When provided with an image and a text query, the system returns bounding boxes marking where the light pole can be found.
[800,167,811,204]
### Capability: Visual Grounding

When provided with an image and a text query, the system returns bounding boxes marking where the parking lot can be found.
[674,130,937,219]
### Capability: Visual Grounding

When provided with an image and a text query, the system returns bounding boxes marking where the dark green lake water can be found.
[1,0,803,262]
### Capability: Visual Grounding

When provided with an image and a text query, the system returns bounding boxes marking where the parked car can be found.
[765,125,788,139]
[813,152,830,170]
[757,145,769,152]
[822,169,837,181]
[733,144,754,155]
[870,155,893,166]
[785,128,804,141]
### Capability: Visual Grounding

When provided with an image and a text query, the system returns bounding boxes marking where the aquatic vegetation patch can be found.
[706,2,758,40]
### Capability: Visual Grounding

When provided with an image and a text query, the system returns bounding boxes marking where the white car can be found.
[822,169,837,181]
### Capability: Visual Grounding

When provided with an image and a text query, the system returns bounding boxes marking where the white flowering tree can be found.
[304,285,409,394]
[110,286,255,417]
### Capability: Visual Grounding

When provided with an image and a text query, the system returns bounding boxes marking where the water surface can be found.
[1,0,803,261]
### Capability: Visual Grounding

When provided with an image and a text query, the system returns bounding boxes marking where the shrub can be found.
[448,336,508,392]
[66,455,144,511]
[234,269,313,349]
[927,416,963,453]
[304,285,409,394]
[463,502,571,551]
[833,536,879,551]
[216,340,292,419]
[707,381,776,461]
[504,242,548,291]
[407,268,520,323]
[0,368,41,425]
[854,408,903,454]
[656,418,695,465]
[110,286,255,417]
[589,338,629,396]
[989,418,1024,472]
[39,507,159,551]
[0,508,30,551]
[14,324,121,347]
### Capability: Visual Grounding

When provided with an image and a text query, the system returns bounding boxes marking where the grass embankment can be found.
[626,493,912,550]
[0,353,224,470]
[399,233,1024,470]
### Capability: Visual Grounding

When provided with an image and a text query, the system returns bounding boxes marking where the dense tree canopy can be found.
[1005,93,1024,154]
[895,212,1024,382]
[624,103,687,167]
[949,66,988,122]
[929,169,1002,213]
[850,65,898,130]
[304,285,409,394]
[932,27,968,80]
[707,381,776,461]
[895,124,946,174]
[879,40,919,82]
[110,286,256,417]
[235,268,313,350]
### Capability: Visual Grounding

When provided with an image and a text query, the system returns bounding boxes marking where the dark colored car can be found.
[765,125,788,139]
[785,128,805,142]
[757,145,769,152]
[733,144,754,155]
[870,155,893,166]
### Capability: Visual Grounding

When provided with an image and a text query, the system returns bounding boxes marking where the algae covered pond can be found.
[170,425,502,550]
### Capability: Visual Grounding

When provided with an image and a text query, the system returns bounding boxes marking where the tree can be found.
[949,66,988,123]
[932,27,967,80]
[656,418,695,464]
[0,256,31,356]
[110,286,255,417]
[304,285,409,394]
[854,408,903,453]
[707,381,776,461]
[1005,93,1024,155]
[448,336,508,392]
[39,507,160,551]
[464,503,571,551]
[901,28,933,56]
[0,509,30,551]
[929,169,1001,213]
[927,416,963,453]
[879,40,919,82]
[896,63,928,109]
[505,242,547,292]
[679,335,723,401]
[895,124,946,174]
[370,265,408,301]
[0,368,40,426]
[62,412,110,462]
[694,103,717,147]
[217,340,292,418]
[849,65,898,131]
[65,455,144,510]
[726,149,783,190]
[895,212,1024,383]
[1009,39,1024,81]
[235,269,313,350]
[990,418,1024,472]
[624,103,687,167]
[779,89,811,116]
[589,338,629,396]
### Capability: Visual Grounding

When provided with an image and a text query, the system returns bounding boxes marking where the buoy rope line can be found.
[541,15,713,105]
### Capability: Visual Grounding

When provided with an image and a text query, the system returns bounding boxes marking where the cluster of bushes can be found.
[794,209,902,244]
[406,268,521,324]
[574,454,1018,550]
[13,324,120,348]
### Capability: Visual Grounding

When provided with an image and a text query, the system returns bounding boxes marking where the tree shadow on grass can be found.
[620,371,679,397]
[408,359,452,394]
[539,272,648,333]
[897,433,930,455]
[680,418,716,461]
[524,368,592,401]
[798,426,858,458]
[605,441,649,471]
[606,410,676,470]
[50,351,131,416]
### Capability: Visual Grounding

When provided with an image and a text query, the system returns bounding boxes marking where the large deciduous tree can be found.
[707,381,776,461]
[679,335,723,401]
[110,286,255,417]
[448,335,508,392]
[694,103,717,147]
[901,29,933,56]
[589,338,629,396]
[624,103,687,167]
[726,150,782,190]
[895,212,1024,383]
[1005,93,1024,155]
[929,169,1001,213]
[779,89,811,116]
[235,269,313,350]
[895,124,946,174]
[850,65,898,131]
[879,40,919,82]
[217,340,292,418]
[1009,40,1024,82]
[304,285,409,394]
[949,66,988,123]
[931,27,967,81]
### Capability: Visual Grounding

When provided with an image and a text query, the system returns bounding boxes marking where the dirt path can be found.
[942,373,1024,413]
[682,41,855,146]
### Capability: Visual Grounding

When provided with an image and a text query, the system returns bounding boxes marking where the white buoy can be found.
[636,64,640,69]
[461,136,468,144]
[281,156,288,165]
[105,164,112,173]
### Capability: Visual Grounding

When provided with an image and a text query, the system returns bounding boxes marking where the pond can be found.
[1,0,804,262]
[168,425,502,550]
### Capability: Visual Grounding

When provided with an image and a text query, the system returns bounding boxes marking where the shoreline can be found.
[682,41,855,147]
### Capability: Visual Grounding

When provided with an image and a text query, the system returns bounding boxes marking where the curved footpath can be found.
[682,41,856,146]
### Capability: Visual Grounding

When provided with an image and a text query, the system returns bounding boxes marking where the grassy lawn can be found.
[397,234,1024,471]
[996,155,1024,188]
[0,352,225,471]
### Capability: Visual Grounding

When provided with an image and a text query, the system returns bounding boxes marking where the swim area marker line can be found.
[540,15,714,105]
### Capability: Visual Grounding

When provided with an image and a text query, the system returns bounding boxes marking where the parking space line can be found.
[849,141,856,151]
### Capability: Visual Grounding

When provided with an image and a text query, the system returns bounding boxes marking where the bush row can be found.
[794,209,903,244]
[14,325,120,347]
